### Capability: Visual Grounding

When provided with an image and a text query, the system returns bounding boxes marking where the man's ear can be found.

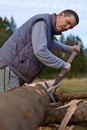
[58,12,64,18]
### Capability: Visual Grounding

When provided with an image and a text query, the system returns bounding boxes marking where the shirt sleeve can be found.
[52,39,73,52]
[32,21,67,69]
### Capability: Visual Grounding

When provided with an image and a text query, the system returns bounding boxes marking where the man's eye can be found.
[67,21,71,24]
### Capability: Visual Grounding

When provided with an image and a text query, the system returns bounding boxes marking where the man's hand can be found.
[64,63,71,72]
[72,45,80,53]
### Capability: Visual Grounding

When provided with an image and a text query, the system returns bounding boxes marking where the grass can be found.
[36,77,87,87]
[35,77,87,93]
[58,78,87,86]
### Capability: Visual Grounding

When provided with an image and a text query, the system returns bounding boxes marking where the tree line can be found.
[0,16,86,79]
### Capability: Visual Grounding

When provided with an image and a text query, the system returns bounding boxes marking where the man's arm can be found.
[32,21,68,69]
[52,39,72,52]
[52,39,80,53]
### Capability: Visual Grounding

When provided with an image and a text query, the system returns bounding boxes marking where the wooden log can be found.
[0,84,50,130]
[41,101,87,125]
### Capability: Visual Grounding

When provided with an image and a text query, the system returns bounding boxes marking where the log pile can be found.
[0,81,87,130]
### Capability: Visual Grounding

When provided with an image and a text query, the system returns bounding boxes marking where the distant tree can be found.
[82,48,87,74]
[0,16,17,47]
[8,16,17,34]
[59,34,66,43]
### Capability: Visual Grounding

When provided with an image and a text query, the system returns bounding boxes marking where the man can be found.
[0,9,80,88]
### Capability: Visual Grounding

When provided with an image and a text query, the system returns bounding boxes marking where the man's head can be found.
[56,9,79,32]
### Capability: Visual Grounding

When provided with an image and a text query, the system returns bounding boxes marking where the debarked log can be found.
[0,84,50,130]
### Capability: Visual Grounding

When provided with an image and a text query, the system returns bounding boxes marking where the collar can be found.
[50,13,62,35]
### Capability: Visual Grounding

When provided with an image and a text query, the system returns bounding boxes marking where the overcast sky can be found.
[0,0,87,48]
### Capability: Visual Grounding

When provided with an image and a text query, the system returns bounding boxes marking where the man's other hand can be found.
[64,63,71,72]
[72,45,80,53]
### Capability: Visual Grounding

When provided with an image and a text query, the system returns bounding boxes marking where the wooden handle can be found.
[53,41,81,86]
[67,41,81,63]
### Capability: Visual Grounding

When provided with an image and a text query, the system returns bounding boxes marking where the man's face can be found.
[56,12,77,32]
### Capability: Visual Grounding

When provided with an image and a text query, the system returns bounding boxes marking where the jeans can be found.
[8,69,20,89]
[0,67,25,92]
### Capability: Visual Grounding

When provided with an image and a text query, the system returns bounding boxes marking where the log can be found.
[41,100,87,125]
[0,84,50,130]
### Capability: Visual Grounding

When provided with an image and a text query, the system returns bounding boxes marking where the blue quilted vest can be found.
[0,13,61,83]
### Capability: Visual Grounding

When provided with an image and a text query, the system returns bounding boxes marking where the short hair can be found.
[61,9,79,24]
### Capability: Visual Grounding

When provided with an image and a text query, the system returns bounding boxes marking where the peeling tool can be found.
[45,41,81,102]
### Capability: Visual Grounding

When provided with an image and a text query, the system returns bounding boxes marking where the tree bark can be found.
[42,101,87,125]
[0,84,50,130]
